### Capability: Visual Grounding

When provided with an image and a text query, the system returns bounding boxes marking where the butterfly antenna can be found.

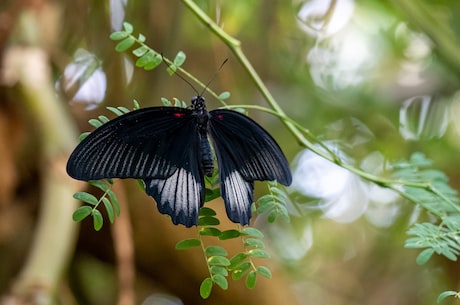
[199,58,228,97]
[161,53,200,96]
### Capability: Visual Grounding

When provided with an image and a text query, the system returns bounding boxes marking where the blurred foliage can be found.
[2,0,460,305]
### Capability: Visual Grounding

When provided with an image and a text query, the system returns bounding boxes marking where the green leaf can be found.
[161,97,172,106]
[437,291,459,303]
[245,271,257,289]
[79,132,90,141]
[72,206,92,222]
[88,180,110,192]
[248,249,270,259]
[117,106,130,114]
[268,212,277,223]
[207,256,231,266]
[173,98,183,107]
[137,33,146,43]
[199,207,217,216]
[73,192,98,205]
[88,119,103,128]
[133,99,140,110]
[175,238,201,250]
[198,216,220,226]
[200,278,213,299]
[199,227,221,237]
[166,64,177,75]
[106,106,124,116]
[109,31,129,40]
[205,188,221,202]
[205,246,228,256]
[210,266,228,276]
[219,229,241,240]
[229,253,248,269]
[173,51,186,67]
[213,274,228,290]
[115,37,136,52]
[102,197,115,224]
[416,248,434,265]
[132,45,149,57]
[244,238,265,248]
[218,91,230,100]
[122,22,134,33]
[98,115,110,123]
[231,262,251,280]
[242,227,264,238]
[256,266,272,279]
[136,51,162,70]
[107,190,120,216]
[92,209,103,231]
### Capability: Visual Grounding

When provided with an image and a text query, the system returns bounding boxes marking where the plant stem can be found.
[180,0,458,214]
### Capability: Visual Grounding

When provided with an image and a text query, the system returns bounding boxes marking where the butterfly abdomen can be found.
[200,136,214,177]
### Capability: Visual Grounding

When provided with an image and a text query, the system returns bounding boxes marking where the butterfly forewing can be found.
[208,109,292,225]
[67,107,194,180]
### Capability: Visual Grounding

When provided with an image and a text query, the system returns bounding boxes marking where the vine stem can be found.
[180,0,460,215]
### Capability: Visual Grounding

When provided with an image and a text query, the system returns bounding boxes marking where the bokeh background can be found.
[1,0,460,304]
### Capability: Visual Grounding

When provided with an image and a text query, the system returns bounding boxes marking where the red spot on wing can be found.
[216,114,224,120]
[173,112,186,118]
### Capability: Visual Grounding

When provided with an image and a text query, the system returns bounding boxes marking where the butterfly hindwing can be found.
[208,109,292,225]
[144,125,205,227]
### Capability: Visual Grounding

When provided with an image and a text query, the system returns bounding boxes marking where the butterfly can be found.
[67,96,292,227]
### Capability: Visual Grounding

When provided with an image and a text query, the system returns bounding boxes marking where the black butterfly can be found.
[67,96,292,227]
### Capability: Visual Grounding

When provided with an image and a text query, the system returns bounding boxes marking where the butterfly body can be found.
[67,96,291,227]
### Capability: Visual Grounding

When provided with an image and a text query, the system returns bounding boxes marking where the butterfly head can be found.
[191,95,207,112]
